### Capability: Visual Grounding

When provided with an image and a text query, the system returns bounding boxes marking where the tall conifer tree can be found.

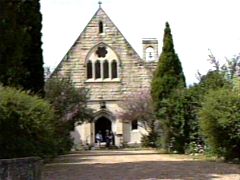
[151,22,186,151]
[151,22,185,108]
[0,1,44,95]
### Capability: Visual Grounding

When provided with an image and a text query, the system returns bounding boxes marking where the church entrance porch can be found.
[95,116,112,143]
[71,109,124,147]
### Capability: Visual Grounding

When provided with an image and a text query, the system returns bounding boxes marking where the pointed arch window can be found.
[95,60,101,79]
[99,21,103,34]
[87,60,92,79]
[86,45,120,82]
[103,60,109,79]
[111,60,118,79]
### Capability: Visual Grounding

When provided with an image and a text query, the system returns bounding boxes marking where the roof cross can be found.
[98,1,102,8]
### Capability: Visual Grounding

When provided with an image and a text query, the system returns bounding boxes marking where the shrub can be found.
[0,86,57,158]
[185,141,205,155]
[199,88,240,160]
[141,133,158,148]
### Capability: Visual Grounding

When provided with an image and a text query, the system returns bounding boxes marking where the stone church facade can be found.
[52,6,158,147]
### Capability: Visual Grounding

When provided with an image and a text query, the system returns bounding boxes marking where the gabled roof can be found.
[90,7,142,58]
[51,6,143,76]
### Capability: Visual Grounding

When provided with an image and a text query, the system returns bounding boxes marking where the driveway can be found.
[42,150,240,180]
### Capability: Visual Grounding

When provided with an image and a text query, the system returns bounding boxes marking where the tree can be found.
[183,53,236,154]
[151,22,186,151]
[183,69,231,153]
[198,70,231,91]
[118,90,158,147]
[0,1,27,88]
[20,0,44,95]
[199,88,240,160]
[158,88,198,153]
[208,51,240,81]
[45,76,93,153]
[151,22,185,110]
[0,1,44,95]
[182,85,204,154]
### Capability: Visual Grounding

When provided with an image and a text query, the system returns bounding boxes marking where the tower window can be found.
[99,21,103,33]
[111,60,117,78]
[95,60,101,79]
[146,47,155,61]
[103,60,109,79]
[87,60,92,79]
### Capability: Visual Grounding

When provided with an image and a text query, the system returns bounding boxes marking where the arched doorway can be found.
[95,116,112,142]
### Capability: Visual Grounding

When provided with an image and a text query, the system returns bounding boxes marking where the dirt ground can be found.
[42,150,240,180]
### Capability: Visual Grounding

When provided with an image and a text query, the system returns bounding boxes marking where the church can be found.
[52,4,158,147]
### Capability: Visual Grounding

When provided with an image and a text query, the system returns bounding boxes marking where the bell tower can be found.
[142,38,158,62]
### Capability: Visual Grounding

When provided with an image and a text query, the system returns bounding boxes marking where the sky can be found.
[40,0,240,85]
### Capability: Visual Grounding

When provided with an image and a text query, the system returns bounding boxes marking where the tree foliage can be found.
[151,22,185,110]
[199,88,240,160]
[118,90,155,131]
[208,52,240,81]
[118,90,157,147]
[0,86,57,159]
[183,70,232,153]
[158,88,197,153]
[151,22,186,151]
[45,76,93,153]
[183,54,236,155]
[198,71,231,90]
[182,86,203,153]
[0,0,44,95]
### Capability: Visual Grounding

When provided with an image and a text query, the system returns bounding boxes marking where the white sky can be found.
[40,0,240,85]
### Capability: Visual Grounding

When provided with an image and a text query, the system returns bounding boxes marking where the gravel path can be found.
[42,150,240,180]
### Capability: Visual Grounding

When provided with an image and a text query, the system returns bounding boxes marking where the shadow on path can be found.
[43,150,240,180]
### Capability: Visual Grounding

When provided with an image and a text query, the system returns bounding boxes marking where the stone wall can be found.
[53,8,154,101]
[0,157,42,180]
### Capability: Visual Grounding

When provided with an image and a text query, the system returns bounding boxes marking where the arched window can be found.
[146,47,155,61]
[87,60,92,79]
[99,21,103,34]
[95,60,101,79]
[86,44,120,81]
[111,60,117,79]
[103,60,109,79]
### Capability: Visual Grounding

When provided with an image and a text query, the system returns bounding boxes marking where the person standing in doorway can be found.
[109,131,115,146]
[96,131,102,147]
[105,129,110,148]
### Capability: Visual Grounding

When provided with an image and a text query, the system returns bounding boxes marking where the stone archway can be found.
[95,116,112,142]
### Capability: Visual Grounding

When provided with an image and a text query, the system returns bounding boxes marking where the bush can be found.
[141,133,158,148]
[185,141,205,155]
[0,86,57,158]
[199,88,240,160]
